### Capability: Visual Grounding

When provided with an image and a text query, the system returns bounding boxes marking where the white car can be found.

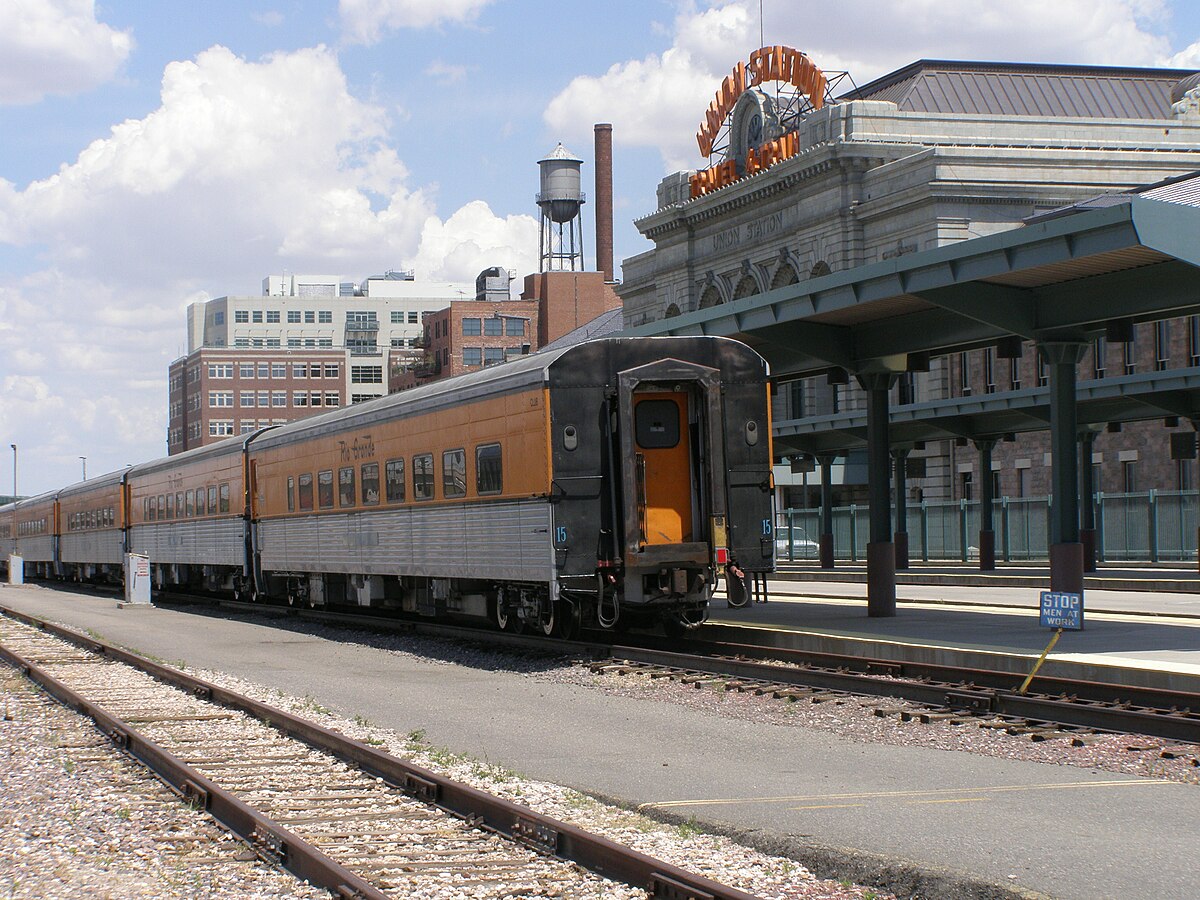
[774,533,820,560]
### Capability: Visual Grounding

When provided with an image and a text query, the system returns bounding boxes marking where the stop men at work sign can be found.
[1039,591,1083,630]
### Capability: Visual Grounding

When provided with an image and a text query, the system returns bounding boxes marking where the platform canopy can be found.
[628,191,1200,380]
[775,368,1200,455]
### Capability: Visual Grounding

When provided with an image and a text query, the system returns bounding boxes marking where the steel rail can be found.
[606,641,1200,744]
[0,629,385,900]
[80,588,1200,743]
[0,604,762,900]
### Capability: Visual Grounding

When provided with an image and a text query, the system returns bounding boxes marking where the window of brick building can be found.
[1155,320,1170,371]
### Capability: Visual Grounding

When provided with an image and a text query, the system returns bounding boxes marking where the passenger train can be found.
[0,337,775,637]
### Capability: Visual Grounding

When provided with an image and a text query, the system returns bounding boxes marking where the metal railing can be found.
[777,490,1200,562]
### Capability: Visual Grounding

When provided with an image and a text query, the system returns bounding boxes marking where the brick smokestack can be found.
[594,123,614,282]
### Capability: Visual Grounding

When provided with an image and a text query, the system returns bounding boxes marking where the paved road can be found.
[2,583,1198,900]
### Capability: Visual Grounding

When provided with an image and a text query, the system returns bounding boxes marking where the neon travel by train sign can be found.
[691,46,828,199]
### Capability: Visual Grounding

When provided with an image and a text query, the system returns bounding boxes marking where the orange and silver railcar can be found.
[126,437,255,594]
[58,471,126,583]
[248,336,773,636]
[0,500,14,578]
[8,490,59,579]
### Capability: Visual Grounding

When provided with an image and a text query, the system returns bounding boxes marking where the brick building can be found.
[520,271,621,348]
[948,312,1200,501]
[167,348,346,453]
[389,269,621,391]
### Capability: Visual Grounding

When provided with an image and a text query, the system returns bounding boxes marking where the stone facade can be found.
[619,61,1200,503]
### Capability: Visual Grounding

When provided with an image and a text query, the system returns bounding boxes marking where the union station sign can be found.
[691,46,827,199]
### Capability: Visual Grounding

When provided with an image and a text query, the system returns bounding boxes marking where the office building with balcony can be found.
[172,271,475,452]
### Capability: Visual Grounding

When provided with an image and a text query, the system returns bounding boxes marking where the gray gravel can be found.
[0,664,327,900]
[0,616,893,900]
[202,614,1200,786]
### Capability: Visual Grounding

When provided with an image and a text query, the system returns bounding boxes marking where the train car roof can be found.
[251,335,752,451]
[12,488,60,511]
[129,429,265,478]
[250,339,573,451]
[56,467,130,499]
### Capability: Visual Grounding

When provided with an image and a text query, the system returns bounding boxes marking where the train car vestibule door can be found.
[633,392,694,546]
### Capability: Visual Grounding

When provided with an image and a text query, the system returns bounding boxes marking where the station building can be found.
[619,58,1200,506]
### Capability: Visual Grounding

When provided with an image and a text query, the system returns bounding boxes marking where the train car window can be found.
[219,483,230,513]
[413,454,434,501]
[158,495,165,519]
[339,467,356,507]
[176,493,183,517]
[165,493,174,519]
[442,450,466,498]
[207,486,218,515]
[298,473,314,511]
[195,486,206,515]
[143,498,150,522]
[148,496,157,521]
[318,470,334,509]
[287,477,295,512]
[185,490,194,517]
[635,399,681,449]
[385,459,405,503]
[361,463,380,505]
[476,444,503,495]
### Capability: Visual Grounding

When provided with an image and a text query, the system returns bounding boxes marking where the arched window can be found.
[770,263,800,289]
[664,303,682,318]
[732,274,759,300]
[810,260,832,278]
[698,285,723,309]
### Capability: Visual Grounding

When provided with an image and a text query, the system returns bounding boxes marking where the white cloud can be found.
[424,60,469,84]
[252,11,285,28]
[413,200,537,284]
[544,0,1180,171]
[338,0,492,45]
[0,0,133,105]
[1168,39,1200,68]
[0,44,536,492]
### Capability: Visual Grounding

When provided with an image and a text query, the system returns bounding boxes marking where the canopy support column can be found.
[1040,340,1088,595]
[817,454,836,569]
[975,438,997,571]
[859,373,897,617]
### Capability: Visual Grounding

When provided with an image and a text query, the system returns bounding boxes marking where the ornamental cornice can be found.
[640,156,841,239]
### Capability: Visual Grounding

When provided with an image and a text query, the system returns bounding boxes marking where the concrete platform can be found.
[774,562,1200,594]
[2,582,1198,900]
[709,572,1200,694]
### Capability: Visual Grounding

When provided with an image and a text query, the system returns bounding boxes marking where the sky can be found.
[2,0,1200,495]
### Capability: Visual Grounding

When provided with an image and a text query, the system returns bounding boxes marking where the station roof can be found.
[628,179,1200,382]
[845,59,1198,119]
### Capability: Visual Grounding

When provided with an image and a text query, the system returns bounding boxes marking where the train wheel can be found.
[554,600,582,641]
[726,571,750,609]
[537,601,557,637]
[661,615,688,638]
[495,601,519,633]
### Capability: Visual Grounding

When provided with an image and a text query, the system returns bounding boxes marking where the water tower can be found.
[536,143,586,272]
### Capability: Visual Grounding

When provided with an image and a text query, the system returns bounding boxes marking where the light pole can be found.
[80,456,87,480]
[9,444,15,500]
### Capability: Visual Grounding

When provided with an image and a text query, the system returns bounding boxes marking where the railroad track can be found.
[0,606,761,900]
[598,635,1200,749]
[33,584,1200,747]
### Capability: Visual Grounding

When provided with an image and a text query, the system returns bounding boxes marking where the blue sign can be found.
[1039,591,1083,630]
